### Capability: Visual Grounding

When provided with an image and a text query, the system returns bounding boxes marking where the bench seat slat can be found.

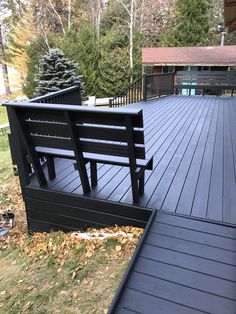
[35,147,151,168]
[32,136,145,159]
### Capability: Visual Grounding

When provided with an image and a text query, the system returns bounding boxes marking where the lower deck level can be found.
[110,211,236,314]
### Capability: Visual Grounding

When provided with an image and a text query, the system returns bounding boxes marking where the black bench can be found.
[175,71,236,96]
[5,102,153,203]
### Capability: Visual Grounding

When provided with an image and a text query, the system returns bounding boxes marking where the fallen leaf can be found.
[115,245,122,252]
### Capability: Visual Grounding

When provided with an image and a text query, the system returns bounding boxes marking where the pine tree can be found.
[96,27,130,97]
[61,22,99,96]
[160,0,211,47]
[34,48,84,96]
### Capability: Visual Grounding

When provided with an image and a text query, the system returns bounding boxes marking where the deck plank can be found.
[29,95,236,224]
[111,211,236,314]
[26,95,236,313]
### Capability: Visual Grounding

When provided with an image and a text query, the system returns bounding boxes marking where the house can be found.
[224,0,236,32]
[142,45,236,74]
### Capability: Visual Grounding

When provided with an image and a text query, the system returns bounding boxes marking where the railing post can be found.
[142,73,147,101]
[172,73,175,94]
[72,80,82,105]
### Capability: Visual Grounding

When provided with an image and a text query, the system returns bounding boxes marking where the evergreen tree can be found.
[160,0,211,47]
[34,48,84,96]
[96,28,130,97]
[61,22,99,96]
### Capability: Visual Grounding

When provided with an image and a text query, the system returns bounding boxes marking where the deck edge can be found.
[108,210,155,314]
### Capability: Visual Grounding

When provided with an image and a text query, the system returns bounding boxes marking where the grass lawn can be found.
[0,229,141,313]
[0,133,13,184]
[0,91,24,184]
[0,106,8,125]
[0,178,143,313]
[0,90,25,125]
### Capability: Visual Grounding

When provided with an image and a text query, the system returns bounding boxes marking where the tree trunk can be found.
[140,0,145,28]
[97,0,101,38]
[0,24,11,95]
[68,0,71,30]
[129,0,134,82]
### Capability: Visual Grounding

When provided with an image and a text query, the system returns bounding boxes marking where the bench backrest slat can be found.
[21,107,144,127]
[25,121,144,144]
[8,104,145,160]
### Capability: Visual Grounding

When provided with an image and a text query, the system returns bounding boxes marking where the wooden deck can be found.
[20,94,236,313]
[110,211,236,314]
[30,95,236,224]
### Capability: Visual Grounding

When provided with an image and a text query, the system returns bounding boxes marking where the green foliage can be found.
[96,27,130,97]
[160,0,211,47]
[23,37,52,98]
[61,22,99,96]
[34,48,83,97]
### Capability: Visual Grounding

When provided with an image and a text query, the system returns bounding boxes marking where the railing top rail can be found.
[3,101,142,116]
[147,72,175,77]
[29,85,80,103]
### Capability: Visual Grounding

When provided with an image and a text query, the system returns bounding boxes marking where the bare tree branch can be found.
[116,0,131,16]
[48,0,65,34]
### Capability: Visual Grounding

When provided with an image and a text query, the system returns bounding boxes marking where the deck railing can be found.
[146,73,175,99]
[109,73,175,107]
[109,75,144,107]
[29,81,82,105]
[6,82,82,179]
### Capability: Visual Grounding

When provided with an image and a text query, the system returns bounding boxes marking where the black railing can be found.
[29,82,82,105]
[110,73,175,107]
[146,73,175,99]
[109,75,144,107]
[6,83,82,179]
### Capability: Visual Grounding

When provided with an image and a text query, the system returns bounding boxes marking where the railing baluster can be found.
[109,72,175,107]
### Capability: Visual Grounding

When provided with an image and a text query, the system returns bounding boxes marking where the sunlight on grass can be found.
[0,133,13,184]
[0,106,8,125]
[0,232,135,314]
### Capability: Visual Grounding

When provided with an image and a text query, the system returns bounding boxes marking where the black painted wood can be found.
[4,100,154,202]
[110,211,236,314]
[27,95,236,224]
[4,94,236,314]
[175,71,236,96]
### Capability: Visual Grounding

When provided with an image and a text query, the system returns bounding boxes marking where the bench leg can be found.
[90,161,97,187]
[47,156,56,180]
[26,154,47,186]
[139,173,145,196]
[130,171,139,203]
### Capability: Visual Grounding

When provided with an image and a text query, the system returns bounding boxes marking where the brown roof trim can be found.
[142,46,236,65]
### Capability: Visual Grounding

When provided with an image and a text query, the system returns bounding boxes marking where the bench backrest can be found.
[175,71,236,86]
[5,102,146,161]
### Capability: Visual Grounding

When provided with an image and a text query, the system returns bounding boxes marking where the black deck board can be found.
[113,211,236,314]
[29,95,236,224]
[26,95,236,313]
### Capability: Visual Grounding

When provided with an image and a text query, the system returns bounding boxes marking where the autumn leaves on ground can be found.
[0,179,143,313]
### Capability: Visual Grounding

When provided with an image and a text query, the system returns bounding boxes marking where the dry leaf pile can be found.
[20,226,143,265]
[0,177,143,263]
[0,177,27,233]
